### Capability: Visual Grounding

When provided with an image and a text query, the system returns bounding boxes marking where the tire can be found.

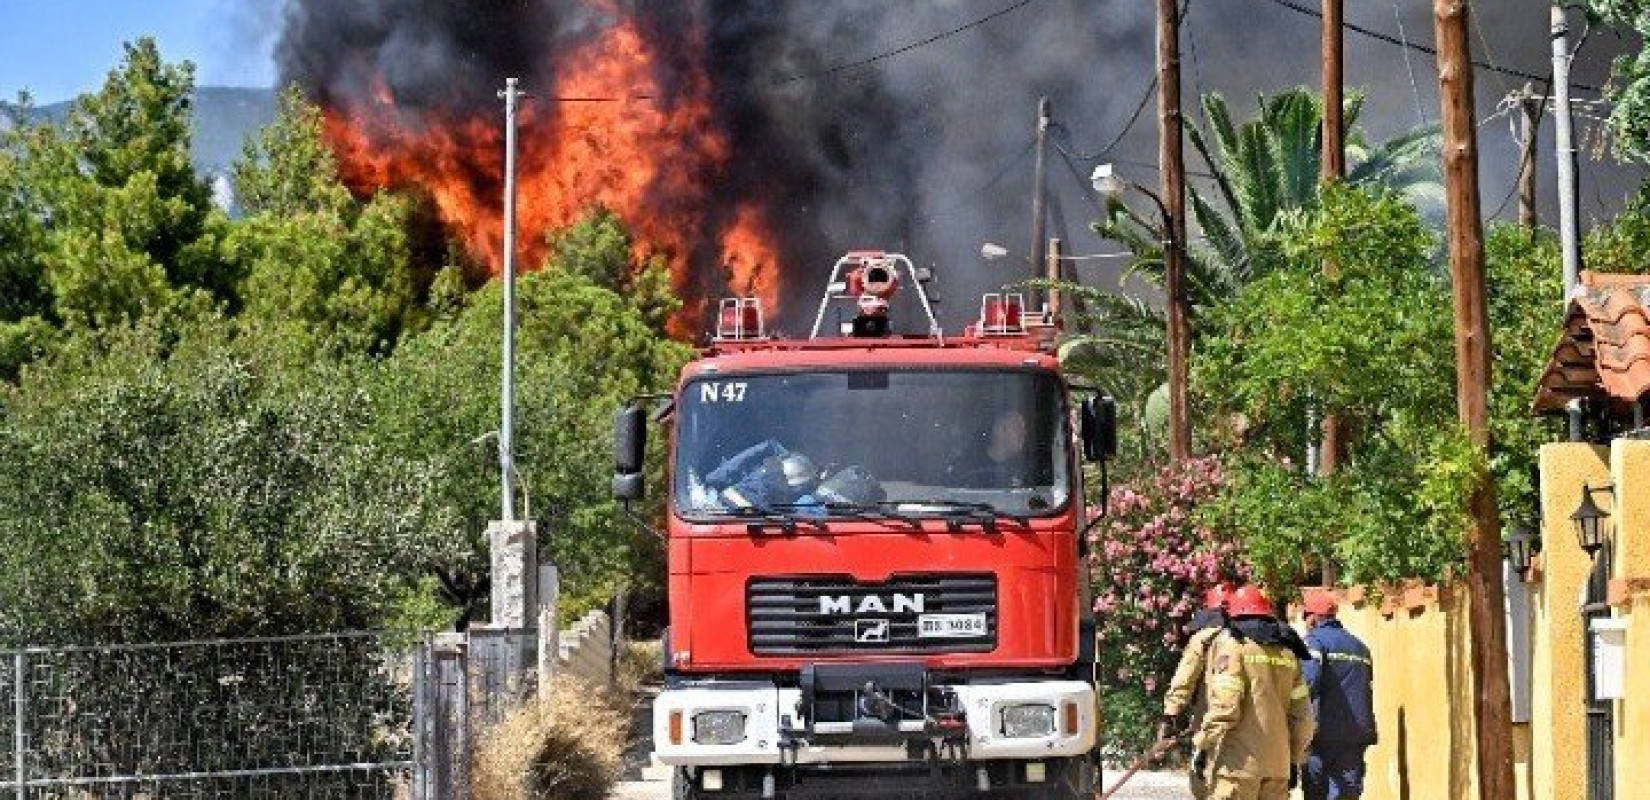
[672,767,700,800]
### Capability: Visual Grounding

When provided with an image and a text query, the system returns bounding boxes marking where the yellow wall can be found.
[1609,440,1650,799]
[1531,443,1609,800]
[1619,593,1650,799]
[1302,441,1649,800]
[1327,586,1478,800]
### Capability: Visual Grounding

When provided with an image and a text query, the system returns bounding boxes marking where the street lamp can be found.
[1571,484,1614,556]
[1501,524,1540,578]
[1090,161,1191,463]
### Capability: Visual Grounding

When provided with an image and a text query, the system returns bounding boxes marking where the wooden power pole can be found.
[1030,97,1051,304]
[1519,84,1541,231]
[1319,0,1345,480]
[1431,2,1517,797]
[1322,0,1345,181]
[1158,0,1191,464]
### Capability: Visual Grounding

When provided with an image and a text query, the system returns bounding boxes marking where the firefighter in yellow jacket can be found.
[1191,585,1315,800]
[1158,583,1232,800]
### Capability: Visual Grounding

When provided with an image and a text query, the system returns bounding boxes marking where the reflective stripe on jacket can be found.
[1302,619,1377,746]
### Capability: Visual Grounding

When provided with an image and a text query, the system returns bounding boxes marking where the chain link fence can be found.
[0,632,419,799]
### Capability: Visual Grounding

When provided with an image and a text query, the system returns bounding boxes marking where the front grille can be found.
[747,574,997,655]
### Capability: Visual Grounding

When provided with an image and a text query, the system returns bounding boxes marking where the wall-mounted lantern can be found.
[1570,484,1615,557]
[1502,524,1541,578]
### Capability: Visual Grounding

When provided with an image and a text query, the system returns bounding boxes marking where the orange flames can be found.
[319,2,781,334]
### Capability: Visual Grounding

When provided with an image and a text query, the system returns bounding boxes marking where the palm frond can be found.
[1264,90,1323,212]
[1190,188,1249,285]
[1234,120,1284,238]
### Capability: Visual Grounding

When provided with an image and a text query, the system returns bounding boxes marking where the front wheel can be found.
[672,768,700,800]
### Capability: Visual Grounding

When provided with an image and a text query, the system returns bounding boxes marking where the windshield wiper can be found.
[722,505,827,534]
[766,501,921,528]
[879,500,1027,530]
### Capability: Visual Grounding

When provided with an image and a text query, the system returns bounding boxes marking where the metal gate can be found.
[0,629,546,799]
[414,628,539,799]
[1583,550,1615,800]
[0,632,417,798]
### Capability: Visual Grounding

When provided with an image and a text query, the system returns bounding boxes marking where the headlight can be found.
[1000,703,1057,738]
[692,710,748,745]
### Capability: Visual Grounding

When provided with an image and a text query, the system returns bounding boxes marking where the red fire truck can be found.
[612,252,1116,799]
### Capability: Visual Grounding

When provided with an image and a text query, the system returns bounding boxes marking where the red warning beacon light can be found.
[714,297,765,341]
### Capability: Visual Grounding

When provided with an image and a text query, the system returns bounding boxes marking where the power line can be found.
[770,0,1042,87]
[924,138,1038,220]
[1391,0,1428,125]
[1250,0,1603,94]
[1049,78,1157,163]
[525,0,1043,103]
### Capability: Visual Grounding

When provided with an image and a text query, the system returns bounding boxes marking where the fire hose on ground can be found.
[1093,731,1187,800]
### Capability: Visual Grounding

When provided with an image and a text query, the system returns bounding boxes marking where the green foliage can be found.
[231,87,353,218]
[1196,186,1468,586]
[1585,1,1650,161]
[0,37,224,377]
[1198,185,1452,439]
[1484,226,1565,528]
[1071,89,1439,467]
[546,207,680,334]
[1099,683,1161,762]
[0,317,453,644]
[226,88,421,354]
[0,41,694,640]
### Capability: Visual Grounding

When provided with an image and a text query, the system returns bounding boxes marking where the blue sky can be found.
[0,1,280,104]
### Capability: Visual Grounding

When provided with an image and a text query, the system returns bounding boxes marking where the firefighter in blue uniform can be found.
[1300,592,1376,800]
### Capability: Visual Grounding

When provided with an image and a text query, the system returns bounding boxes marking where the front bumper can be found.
[652,679,1097,767]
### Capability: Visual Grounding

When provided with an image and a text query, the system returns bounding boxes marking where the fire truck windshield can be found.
[674,370,1071,519]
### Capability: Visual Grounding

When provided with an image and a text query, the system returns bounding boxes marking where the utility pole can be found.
[1431,3,1517,798]
[1519,84,1541,231]
[1552,6,1583,294]
[1319,0,1345,481]
[1322,0,1345,181]
[488,77,537,632]
[1030,97,1051,306]
[499,76,522,524]
[1157,0,1191,464]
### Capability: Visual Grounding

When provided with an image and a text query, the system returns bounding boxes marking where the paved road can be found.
[614,769,1193,799]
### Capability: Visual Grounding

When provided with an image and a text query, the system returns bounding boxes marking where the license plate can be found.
[917,613,987,638]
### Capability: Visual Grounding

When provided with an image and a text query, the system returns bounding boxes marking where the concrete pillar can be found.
[1532,442,1610,800]
[487,519,538,628]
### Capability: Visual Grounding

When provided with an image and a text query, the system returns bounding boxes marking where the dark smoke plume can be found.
[277,0,1644,328]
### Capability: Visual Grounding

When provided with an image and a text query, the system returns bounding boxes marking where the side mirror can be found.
[1080,396,1118,462]
[613,404,647,500]
[613,472,646,502]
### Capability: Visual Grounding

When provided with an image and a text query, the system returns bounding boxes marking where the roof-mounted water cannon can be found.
[845,257,901,337]
[809,251,941,339]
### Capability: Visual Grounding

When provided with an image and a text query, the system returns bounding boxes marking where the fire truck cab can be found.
[613,252,1116,799]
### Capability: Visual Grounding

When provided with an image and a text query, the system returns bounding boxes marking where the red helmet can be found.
[1227,585,1275,618]
[1202,583,1234,610]
[1303,591,1339,617]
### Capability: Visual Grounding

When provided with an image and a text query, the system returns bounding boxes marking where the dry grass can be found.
[616,639,663,693]
[472,677,630,800]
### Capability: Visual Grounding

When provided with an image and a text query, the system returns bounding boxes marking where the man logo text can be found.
[818,594,925,615]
